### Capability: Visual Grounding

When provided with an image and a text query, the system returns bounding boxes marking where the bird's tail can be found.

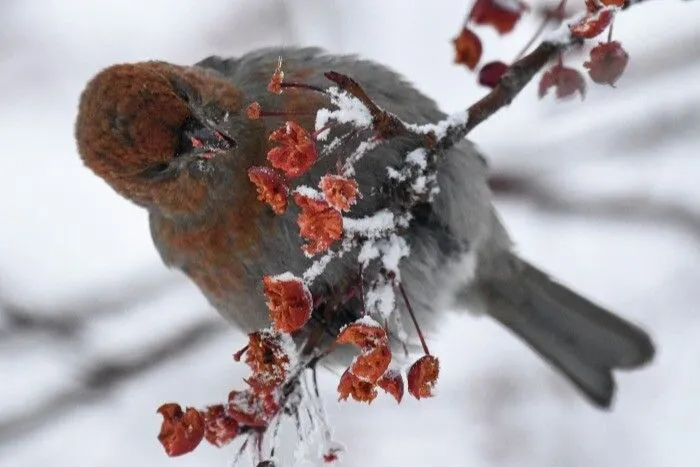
[481,255,655,408]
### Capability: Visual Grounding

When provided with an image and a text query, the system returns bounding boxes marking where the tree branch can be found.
[0,273,178,341]
[442,0,655,147]
[0,318,224,444]
[489,172,700,244]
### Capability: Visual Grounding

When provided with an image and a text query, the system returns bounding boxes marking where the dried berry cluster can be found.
[158,59,441,465]
[248,63,441,408]
[247,90,360,257]
[453,0,630,95]
[453,0,530,82]
[157,329,292,457]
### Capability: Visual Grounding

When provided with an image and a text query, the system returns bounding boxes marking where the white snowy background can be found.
[1,0,699,466]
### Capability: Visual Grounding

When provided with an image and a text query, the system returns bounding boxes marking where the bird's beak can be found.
[181,119,236,159]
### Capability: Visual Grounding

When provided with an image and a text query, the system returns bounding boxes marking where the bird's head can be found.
[75,61,263,217]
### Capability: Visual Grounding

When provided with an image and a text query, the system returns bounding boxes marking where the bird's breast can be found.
[151,203,271,300]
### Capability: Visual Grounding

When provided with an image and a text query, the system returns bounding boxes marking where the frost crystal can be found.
[378,234,409,275]
[542,11,587,44]
[409,110,469,139]
[365,280,396,321]
[494,0,525,13]
[353,315,383,328]
[386,166,405,180]
[293,185,323,200]
[315,87,373,132]
[341,139,380,176]
[405,148,428,169]
[343,209,396,237]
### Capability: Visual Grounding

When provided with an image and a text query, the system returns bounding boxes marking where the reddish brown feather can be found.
[75,61,243,214]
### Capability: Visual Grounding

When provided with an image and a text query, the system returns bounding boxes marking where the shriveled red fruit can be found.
[336,319,388,350]
[226,390,270,428]
[479,61,509,88]
[156,403,205,456]
[350,344,392,384]
[242,330,291,394]
[294,191,343,255]
[407,355,440,400]
[319,175,360,212]
[201,404,239,447]
[584,41,629,86]
[323,447,342,463]
[337,369,378,403]
[246,101,262,120]
[569,8,615,39]
[452,27,483,70]
[248,166,289,215]
[267,121,317,178]
[262,273,312,333]
[539,63,586,100]
[377,368,404,403]
[268,58,285,94]
[470,0,528,35]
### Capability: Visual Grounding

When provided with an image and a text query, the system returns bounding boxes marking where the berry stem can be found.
[312,124,331,140]
[233,344,249,361]
[514,18,550,61]
[281,82,327,93]
[398,282,430,356]
[261,109,315,118]
[514,0,567,61]
[358,265,367,317]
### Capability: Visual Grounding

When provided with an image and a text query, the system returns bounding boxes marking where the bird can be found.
[75,46,654,409]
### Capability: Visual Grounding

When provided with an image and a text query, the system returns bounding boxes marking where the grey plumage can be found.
[156,47,654,408]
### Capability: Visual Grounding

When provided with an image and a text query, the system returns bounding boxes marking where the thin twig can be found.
[514,0,568,62]
[281,82,327,93]
[514,16,552,61]
[397,282,430,356]
[438,0,649,149]
[324,71,412,139]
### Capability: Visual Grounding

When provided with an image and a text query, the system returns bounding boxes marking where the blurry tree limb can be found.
[0,317,225,445]
[489,172,700,244]
[0,273,179,342]
[487,102,700,174]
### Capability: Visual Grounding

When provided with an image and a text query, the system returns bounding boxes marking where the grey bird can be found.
[75,46,655,408]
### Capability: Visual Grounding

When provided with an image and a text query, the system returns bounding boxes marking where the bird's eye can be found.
[169,76,201,105]
[169,77,192,103]
[140,161,173,181]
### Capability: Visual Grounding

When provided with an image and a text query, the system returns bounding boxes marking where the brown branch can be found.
[438,0,653,149]
[322,0,658,157]
[323,0,658,154]
[324,71,411,139]
[444,41,572,146]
